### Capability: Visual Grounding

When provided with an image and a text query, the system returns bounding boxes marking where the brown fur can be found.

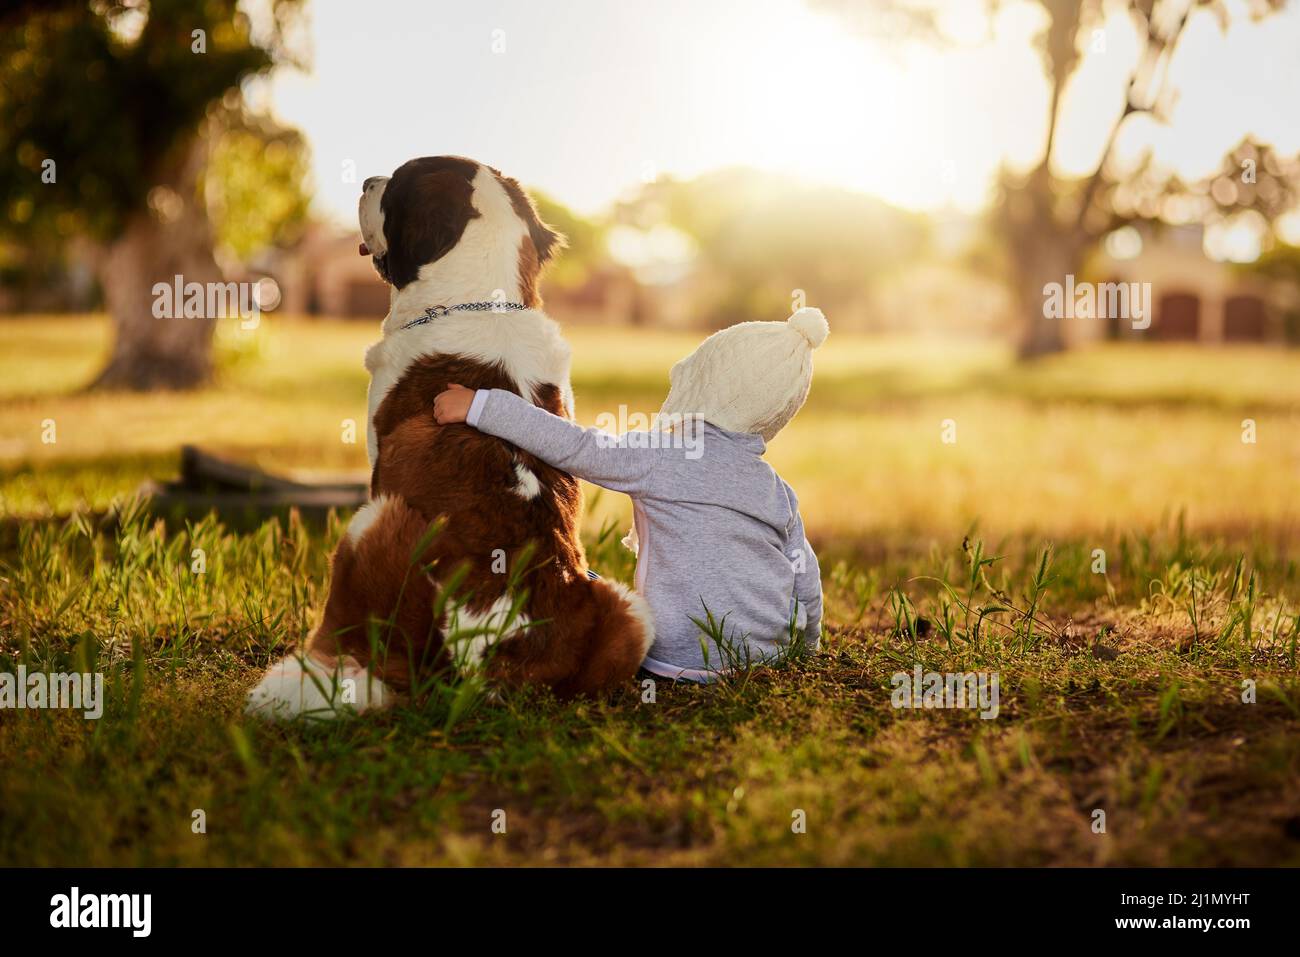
[490,167,565,267]
[516,237,543,310]
[307,496,441,690]
[311,352,649,699]
[490,166,564,309]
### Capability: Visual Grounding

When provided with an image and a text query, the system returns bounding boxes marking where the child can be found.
[433,308,828,682]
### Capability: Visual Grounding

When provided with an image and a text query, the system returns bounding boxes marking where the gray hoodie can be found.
[466,388,822,680]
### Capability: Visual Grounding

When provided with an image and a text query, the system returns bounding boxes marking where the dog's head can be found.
[358,156,564,308]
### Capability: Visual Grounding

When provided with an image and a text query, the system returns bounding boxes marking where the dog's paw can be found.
[244,654,394,720]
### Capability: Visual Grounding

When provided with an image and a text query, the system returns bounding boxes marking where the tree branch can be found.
[1074,1,1194,235]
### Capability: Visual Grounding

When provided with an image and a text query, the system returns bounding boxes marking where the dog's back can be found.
[246,158,652,718]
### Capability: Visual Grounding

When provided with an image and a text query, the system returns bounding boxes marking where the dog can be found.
[246,156,653,718]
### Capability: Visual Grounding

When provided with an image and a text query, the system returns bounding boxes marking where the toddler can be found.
[434,308,828,681]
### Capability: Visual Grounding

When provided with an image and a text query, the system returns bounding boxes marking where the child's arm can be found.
[779,483,822,651]
[434,385,661,495]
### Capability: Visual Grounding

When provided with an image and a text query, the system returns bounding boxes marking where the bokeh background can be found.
[3,0,1300,547]
[6,0,1300,872]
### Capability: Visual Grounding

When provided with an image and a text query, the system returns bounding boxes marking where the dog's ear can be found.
[495,172,567,267]
[530,215,566,267]
[382,169,481,288]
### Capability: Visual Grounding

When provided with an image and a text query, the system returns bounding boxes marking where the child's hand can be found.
[434,384,476,425]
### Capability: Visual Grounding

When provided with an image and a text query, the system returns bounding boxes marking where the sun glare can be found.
[268,0,1300,223]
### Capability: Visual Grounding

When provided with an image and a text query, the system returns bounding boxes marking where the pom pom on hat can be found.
[789,307,829,348]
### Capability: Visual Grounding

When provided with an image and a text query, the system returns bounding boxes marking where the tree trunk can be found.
[92,137,221,391]
[1013,238,1074,359]
[997,170,1078,361]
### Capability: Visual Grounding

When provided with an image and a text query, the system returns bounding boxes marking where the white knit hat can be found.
[657,307,829,442]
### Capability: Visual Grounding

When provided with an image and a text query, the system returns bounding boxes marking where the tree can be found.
[529,191,606,290]
[620,168,928,328]
[816,0,1297,357]
[0,0,304,389]
[205,105,312,269]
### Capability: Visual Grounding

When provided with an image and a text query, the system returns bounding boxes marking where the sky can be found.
[261,0,1300,226]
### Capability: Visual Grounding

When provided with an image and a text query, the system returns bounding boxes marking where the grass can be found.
[2,505,1298,865]
[5,315,1300,540]
[1,313,1299,865]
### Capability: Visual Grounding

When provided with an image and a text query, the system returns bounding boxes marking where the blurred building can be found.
[543,265,647,325]
[1093,224,1285,344]
[266,223,389,318]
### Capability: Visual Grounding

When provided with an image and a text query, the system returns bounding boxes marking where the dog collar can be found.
[401,301,528,330]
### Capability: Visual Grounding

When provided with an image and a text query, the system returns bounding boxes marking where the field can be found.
[2,314,1299,866]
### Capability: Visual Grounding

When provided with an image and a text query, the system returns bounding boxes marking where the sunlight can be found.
[264,0,1300,222]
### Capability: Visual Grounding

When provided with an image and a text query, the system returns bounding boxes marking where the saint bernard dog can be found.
[246,156,653,718]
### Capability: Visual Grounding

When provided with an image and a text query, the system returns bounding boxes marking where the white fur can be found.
[512,462,541,500]
[601,579,656,658]
[245,653,394,720]
[345,494,393,545]
[444,594,532,674]
[358,176,389,258]
[364,309,573,465]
